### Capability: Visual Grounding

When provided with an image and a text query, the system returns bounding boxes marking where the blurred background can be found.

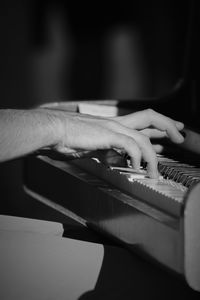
[0,0,194,219]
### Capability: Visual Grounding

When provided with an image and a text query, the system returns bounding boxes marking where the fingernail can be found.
[175,121,184,130]
[177,133,185,143]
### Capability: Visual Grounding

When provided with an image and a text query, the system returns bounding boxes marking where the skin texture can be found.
[0,108,184,178]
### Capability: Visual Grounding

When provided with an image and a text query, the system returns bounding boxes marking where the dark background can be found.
[0,0,199,298]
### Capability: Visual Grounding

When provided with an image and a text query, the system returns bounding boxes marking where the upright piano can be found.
[23,85,200,292]
[24,0,199,291]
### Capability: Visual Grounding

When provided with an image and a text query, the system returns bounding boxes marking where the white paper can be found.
[0,230,104,300]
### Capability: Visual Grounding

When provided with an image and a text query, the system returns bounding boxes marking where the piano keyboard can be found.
[158,156,200,188]
[111,154,188,201]
[71,151,200,217]
[123,152,200,188]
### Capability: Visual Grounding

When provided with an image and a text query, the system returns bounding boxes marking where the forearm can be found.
[0,109,61,162]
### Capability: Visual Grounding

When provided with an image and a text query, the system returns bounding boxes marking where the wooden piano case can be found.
[23,98,200,291]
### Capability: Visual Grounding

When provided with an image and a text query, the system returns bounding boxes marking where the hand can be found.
[112,109,184,177]
[50,109,184,179]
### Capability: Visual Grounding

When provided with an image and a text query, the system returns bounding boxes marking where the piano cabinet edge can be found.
[23,155,199,291]
[183,182,200,291]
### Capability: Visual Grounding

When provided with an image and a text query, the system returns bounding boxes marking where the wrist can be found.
[31,108,64,149]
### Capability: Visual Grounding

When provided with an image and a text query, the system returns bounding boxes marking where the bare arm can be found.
[0,108,184,178]
[0,109,61,162]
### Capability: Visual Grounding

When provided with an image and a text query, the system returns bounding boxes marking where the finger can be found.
[104,121,158,178]
[153,144,164,153]
[54,144,88,158]
[114,109,156,129]
[54,144,74,153]
[110,133,142,170]
[116,109,184,131]
[131,132,158,178]
[116,109,184,144]
[175,121,184,131]
[140,128,167,139]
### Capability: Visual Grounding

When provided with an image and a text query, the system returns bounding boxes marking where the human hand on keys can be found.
[52,108,184,179]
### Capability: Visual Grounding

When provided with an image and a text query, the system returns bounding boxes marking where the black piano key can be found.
[157,154,199,188]
[173,169,199,182]
[185,177,200,188]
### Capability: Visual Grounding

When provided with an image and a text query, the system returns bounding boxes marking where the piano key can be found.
[109,166,147,174]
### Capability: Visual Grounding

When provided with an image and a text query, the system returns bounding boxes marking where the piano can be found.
[23,95,200,292]
[24,0,199,291]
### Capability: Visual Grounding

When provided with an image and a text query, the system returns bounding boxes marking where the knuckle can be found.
[124,136,133,147]
[124,135,134,146]
[146,108,155,117]
[141,134,151,145]
[105,119,118,130]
